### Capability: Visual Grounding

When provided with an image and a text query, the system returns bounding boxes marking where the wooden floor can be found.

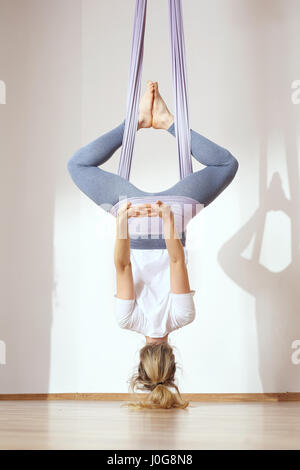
[0,400,299,450]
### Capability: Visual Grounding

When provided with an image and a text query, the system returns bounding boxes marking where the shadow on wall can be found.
[218,0,300,391]
[218,167,300,391]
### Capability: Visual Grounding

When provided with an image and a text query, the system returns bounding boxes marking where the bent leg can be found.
[166,124,239,206]
[67,121,144,209]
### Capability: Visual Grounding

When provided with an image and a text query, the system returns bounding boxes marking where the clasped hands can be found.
[117,200,173,221]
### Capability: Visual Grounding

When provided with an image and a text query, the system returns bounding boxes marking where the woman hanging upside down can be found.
[67,81,239,409]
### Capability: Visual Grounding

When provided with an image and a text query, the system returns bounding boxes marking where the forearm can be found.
[114,215,131,268]
[162,212,185,263]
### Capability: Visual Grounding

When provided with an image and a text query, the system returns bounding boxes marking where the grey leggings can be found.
[67,120,238,247]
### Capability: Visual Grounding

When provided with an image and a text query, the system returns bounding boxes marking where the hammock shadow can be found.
[218,155,300,391]
[216,0,300,393]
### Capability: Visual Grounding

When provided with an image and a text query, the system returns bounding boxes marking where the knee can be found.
[227,152,239,178]
[67,158,75,178]
[67,150,80,176]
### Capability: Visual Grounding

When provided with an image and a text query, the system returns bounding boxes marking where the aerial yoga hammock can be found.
[68,0,238,408]
[68,0,238,248]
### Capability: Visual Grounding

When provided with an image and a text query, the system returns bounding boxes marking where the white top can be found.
[114,247,196,337]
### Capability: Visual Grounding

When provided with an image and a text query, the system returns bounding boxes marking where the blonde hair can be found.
[124,342,189,410]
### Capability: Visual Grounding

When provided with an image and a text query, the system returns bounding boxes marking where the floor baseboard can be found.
[0,393,300,401]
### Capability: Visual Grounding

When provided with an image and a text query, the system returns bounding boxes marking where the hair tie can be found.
[155,381,164,386]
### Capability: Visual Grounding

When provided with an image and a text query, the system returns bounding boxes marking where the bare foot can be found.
[138,80,154,130]
[152,82,174,130]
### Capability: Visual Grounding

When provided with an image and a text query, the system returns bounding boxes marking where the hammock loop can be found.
[118,0,192,181]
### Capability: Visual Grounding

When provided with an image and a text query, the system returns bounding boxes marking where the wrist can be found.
[116,213,129,237]
[117,212,128,222]
[162,210,174,223]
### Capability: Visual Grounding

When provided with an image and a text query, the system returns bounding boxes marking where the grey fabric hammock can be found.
[118,0,192,181]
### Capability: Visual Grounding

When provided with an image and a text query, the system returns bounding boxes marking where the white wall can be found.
[0,0,299,394]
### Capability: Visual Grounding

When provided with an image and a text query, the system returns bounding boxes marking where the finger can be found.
[128,208,149,218]
[133,205,151,213]
[119,201,131,212]
[133,203,152,209]
[148,209,160,216]
[128,209,140,217]
[151,206,161,215]
[127,208,138,217]
[134,210,150,217]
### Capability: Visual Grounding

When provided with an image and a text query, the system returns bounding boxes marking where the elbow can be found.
[169,257,185,266]
[114,260,132,272]
[190,309,196,324]
[116,318,128,330]
[184,308,196,327]
[169,253,185,265]
[188,308,196,323]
